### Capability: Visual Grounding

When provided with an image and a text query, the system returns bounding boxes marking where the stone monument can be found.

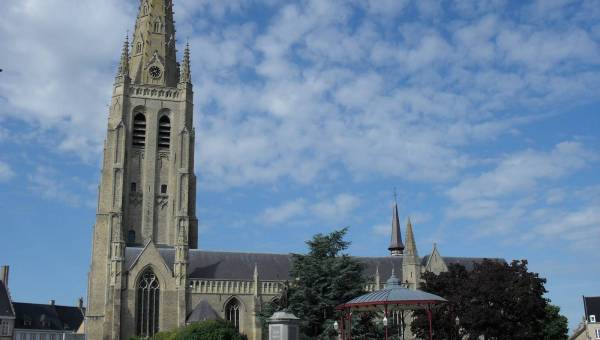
[267,311,300,340]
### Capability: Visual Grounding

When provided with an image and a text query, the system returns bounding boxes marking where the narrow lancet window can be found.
[225,298,240,330]
[154,19,162,33]
[133,113,146,147]
[127,230,136,244]
[136,268,160,337]
[158,116,170,149]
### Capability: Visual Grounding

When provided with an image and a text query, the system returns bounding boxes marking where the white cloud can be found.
[260,199,306,225]
[372,223,390,237]
[311,194,361,222]
[260,193,361,225]
[447,142,594,202]
[0,161,15,182]
[535,205,600,239]
[27,166,94,208]
[0,0,134,158]
[1,0,599,191]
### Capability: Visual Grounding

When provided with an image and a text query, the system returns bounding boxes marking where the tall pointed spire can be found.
[404,217,418,257]
[117,34,130,79]
[129,0,179,86]
[180,41,191,84]
[388,190,404,256]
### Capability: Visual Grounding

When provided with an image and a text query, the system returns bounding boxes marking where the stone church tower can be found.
[84,2,501,340]
[86,0,197,338]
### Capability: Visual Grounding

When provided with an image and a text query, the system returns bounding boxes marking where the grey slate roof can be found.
[187,300,220,323]
[0,280,14,318]
[124,247,499,282]
[13,302,84,331]
[584,296,600,319]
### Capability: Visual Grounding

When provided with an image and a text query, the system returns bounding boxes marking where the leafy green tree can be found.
[413,259,550,340]
[411,264,470,340]
[287,228,366,339]
[543,304,569,340]
[148,320,248,340]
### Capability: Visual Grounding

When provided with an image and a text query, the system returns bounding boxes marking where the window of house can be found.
[595,328,600,339]
[131,182,137,192]
[133,113,146,147]
[591,314,597,323]
[160,184,167,194]
[0,320,10,336]
[136,268,160,337]
[158,116,170,149]
[225,298,240,331]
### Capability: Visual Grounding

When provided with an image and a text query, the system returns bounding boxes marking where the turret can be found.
[179,42,191,85]
[404,217,417,257]
[388,194,404,256]
[115,34,130,84]
[402,217,421,290]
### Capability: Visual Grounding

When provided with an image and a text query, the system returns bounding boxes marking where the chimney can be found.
[0,265,8,285]
[49,299,55,306]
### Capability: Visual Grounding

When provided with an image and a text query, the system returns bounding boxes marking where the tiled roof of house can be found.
[13,302,84,331]
[584,296,600,319]
[0,280,14,318]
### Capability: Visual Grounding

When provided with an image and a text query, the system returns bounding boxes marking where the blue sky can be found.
[1,0,599,332]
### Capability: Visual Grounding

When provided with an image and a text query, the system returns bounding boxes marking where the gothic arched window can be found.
[225,298,240,331]
[136,268,160,337]
[133,113,146,147]
[158,116,170,149]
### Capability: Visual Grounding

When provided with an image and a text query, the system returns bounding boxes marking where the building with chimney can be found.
[0,266,85,340]
[85,1,500,339]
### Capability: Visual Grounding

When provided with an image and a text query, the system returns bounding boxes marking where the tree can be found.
[286,228,366,339]
[146,320,248,340]
[543,304,569,340]
[412,259,549,340]
[411,264,470,340]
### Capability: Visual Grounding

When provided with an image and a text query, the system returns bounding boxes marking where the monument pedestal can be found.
[267,311,300,340]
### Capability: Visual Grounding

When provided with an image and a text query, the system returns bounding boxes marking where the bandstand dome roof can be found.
[337,271,446,311]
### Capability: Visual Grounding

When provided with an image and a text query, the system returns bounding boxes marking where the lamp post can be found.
[333,320,339,340]
[383,312,388,340]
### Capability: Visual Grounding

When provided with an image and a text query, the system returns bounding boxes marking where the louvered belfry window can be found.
[136,268,160,337]
[158,116,170,149]
[133,113,147,147]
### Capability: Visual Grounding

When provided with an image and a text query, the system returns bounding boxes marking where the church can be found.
[85,1,497,339]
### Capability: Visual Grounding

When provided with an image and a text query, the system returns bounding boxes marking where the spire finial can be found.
[388,192,404,256]
[117,33,130,79]
[180,41,191,84]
